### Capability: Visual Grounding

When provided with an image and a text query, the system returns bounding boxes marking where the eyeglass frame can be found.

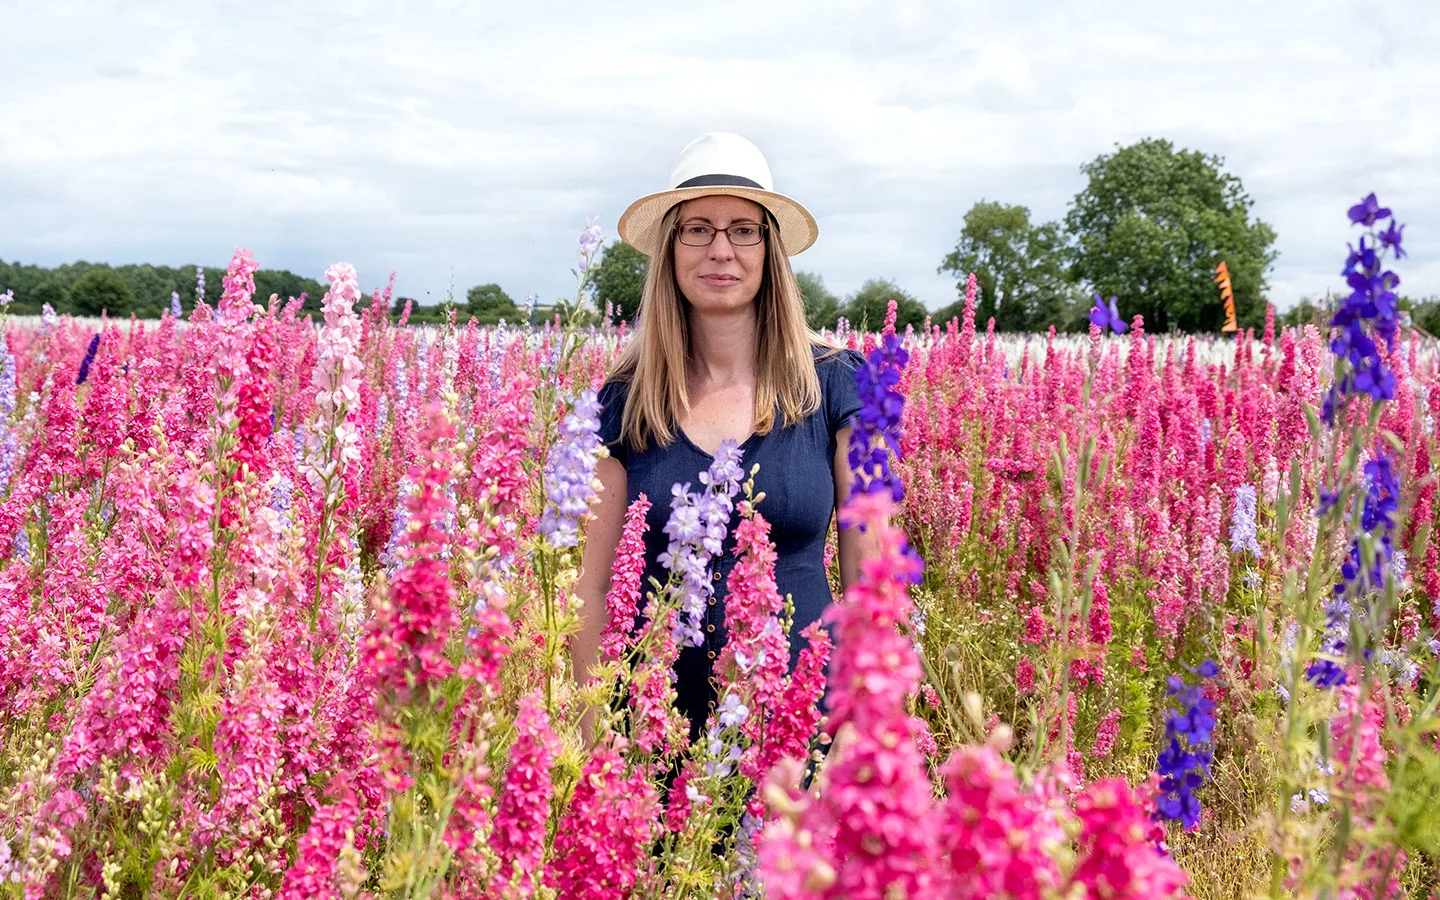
[672,219,770,247]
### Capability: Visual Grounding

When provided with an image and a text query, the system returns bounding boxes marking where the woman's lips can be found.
[702,275,740,285]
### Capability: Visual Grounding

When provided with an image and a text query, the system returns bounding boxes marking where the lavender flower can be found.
[539,390,605,549]
[1155,660,1218,830]
[1230,485,1262,557]
[0,347,16,488]
[380,476,415,573]
[0,289,12,307]
[40,303,57,333]
[170,291,182,319]
[76,334,100,386]
[488,322,507,388]
[658,440,744,647]
[577,216,604,274]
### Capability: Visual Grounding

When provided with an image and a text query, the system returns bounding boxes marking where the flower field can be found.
[0,198,1437,899]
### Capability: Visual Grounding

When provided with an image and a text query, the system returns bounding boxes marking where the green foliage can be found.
[27,277,70,314]
[937,200,1082,332]
[465,283,520,326]
[0,259,325,319]
[1405,294,1440,337]
[69,269,136,317]
[585,241,648,323]
[1283,297,1326,329]
[1064,138,1278,333]
[795,270,840,331]
[840,278,927,332]
[1387,743,1440,856]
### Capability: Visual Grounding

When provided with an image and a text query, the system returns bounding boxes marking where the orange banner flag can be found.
[1213,261,1238,333]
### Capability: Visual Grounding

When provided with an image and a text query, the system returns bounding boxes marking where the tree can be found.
[466,283,520,326]
[1403,295,1440,337]
[586,242,648,323]
[1065,138,1277,333]
[937,200,1080,332]
[69,269,135,317]
[1282,297,1325,329]
[795,271,840,330]
[839,279,928,332]
[29,277,70,313]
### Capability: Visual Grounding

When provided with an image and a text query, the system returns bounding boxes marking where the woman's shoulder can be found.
[810,342,867,374]
[596,378,631,453]
[597,377,631,407]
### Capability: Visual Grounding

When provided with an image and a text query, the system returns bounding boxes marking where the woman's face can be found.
[672,194,767,315]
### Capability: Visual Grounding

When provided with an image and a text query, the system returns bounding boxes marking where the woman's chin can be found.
[684,287,758,315]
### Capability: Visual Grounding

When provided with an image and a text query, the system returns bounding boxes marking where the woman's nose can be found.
[708,231,735,260]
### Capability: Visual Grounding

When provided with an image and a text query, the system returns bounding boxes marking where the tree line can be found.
[0,260,461,323]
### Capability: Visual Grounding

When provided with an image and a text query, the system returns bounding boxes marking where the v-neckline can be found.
[678,427,761,460]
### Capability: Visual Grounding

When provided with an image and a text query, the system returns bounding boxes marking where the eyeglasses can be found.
[674,221,768,247]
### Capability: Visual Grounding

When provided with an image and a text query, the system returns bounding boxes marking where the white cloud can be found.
[2,0,1436,313]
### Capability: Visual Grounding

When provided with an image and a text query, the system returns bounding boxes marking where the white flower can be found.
[717,692,749,729]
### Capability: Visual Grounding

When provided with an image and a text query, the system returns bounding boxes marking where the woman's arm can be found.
[826,422,882,766]
[572,455,628,742]
[833,423,881,592]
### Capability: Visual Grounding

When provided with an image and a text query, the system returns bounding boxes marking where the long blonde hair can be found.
[608,203,829,451]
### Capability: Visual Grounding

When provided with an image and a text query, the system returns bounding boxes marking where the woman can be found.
[572,132,873,745]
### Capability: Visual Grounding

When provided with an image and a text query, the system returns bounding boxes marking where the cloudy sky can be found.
[3,0,1436,313]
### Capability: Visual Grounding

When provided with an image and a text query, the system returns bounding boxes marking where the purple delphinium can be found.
[76,334,100,386]
[848,332,909,504]
[1347,192,1390,227]
[170,291,182,319]
[195,265,206,306]
[1309,195,1407,688]
[659,440,744,647]
[1088,293,1128,335]
[1155,659,1219,830]
[1324,195,1405,423]
[539,390,605,549]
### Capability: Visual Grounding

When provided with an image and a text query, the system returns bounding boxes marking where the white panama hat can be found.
[617,132,818,258]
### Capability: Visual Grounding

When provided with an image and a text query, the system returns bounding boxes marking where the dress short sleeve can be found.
[597,380,630,468]
[822,348,867,437]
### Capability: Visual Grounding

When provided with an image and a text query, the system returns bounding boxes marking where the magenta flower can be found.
[492,691,559,894]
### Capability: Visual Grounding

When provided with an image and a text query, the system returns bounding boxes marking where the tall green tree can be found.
[795,271,840,330]
[840,279,928,332]
[937,200,1079,331]
[586,241,648,322]
[1065,137,1277,333]
[28,278,70,314]
[466,283,520,325]
[69,269,135,317]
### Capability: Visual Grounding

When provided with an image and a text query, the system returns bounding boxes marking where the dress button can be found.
[707,650,716,660]
[712,571,722,583]
[708,597,716,606]
[707,623,715,633]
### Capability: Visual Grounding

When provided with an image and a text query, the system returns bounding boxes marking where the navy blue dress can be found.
[597,345,866,740]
